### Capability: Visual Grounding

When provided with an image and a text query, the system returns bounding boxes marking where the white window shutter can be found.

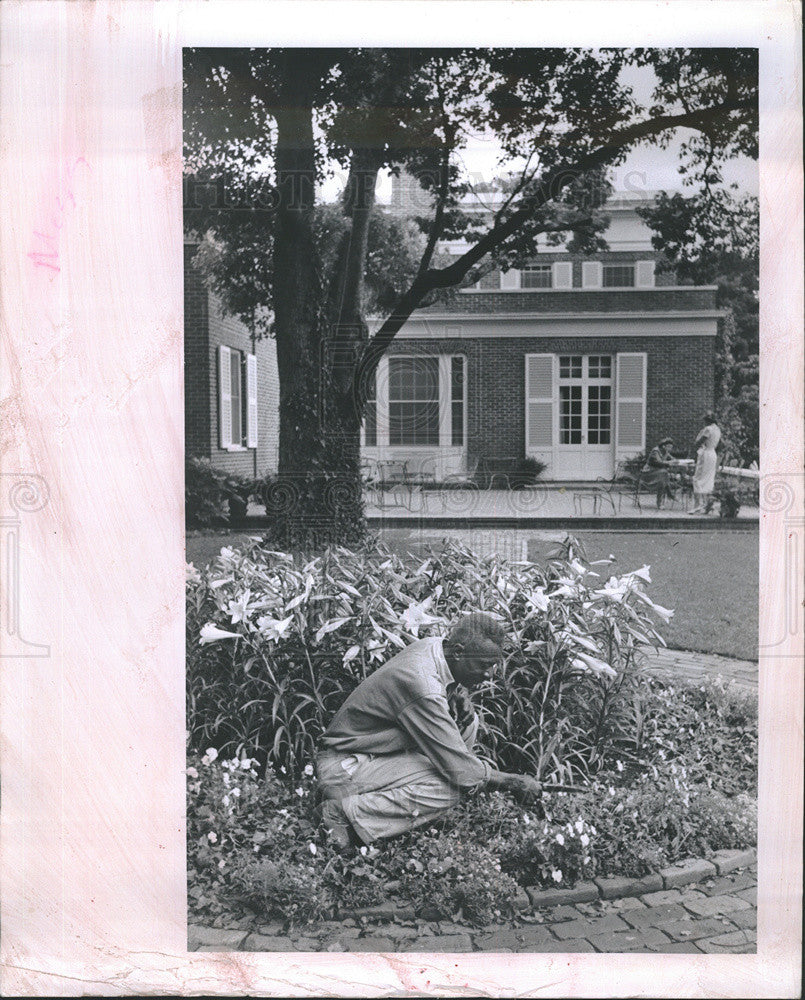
[582,262,602,288]
[525,354,554,450]
[218,346,232,449]
[615,352,647,460]
[636,260,656,287]
[553,261,573,289]
[246,353,258,448]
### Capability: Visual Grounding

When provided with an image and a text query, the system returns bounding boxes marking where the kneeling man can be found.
[316,612,541,847]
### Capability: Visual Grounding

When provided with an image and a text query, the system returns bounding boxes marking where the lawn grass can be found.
[186,527,758,661]
[529,531,758,661]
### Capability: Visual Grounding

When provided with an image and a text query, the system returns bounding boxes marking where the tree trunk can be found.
[269,56,367,549]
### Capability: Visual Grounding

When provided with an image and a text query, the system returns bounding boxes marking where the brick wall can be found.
[420,286,717,315]
[386,335,715,466]
[185,243,280,477]
[184,244,211,458]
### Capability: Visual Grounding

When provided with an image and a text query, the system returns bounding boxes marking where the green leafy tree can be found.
[184,47,757,545]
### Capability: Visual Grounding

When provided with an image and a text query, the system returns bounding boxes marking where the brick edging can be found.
[189,848,756,946]
[343,848,757,922]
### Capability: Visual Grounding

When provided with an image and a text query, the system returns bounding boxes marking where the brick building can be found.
[184,184,718,485]
[184,240,280,477]
[362,182,719,481]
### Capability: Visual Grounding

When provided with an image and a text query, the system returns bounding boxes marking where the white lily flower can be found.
[186,562,202,584]
[342,644,361,664]
[591,578,630,603]
[632,591,675,622]
[551,869,563,883]
[572,652,617,679]
[199,622,242,645]
[525,588,550,613]
[226,589,252,625]
[401,599,442,638]
[256,614,294,642]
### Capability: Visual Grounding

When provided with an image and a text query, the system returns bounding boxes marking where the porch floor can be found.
[361,484,759,528]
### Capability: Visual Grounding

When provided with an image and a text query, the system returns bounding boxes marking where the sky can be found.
[319,60,758,205]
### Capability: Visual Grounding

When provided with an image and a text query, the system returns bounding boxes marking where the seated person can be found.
[315,613,542,848]
[641,436,676,509]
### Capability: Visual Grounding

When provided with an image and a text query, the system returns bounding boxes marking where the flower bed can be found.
[186,537,757,928]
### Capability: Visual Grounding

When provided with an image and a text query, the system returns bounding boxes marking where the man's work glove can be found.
[506,774,542,804]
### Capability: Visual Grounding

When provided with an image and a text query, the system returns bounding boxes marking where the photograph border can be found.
[0,1,802,996]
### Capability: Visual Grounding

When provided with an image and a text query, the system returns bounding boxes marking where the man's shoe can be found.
[321,799,354,851]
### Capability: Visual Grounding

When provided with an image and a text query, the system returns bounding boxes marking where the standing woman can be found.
[689,411,721,514]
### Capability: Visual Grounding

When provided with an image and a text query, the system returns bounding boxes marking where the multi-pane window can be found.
[229,350,243,446]
[363,369,377,446]
[587,385,612,444]
[521,265,553,289]
[219,346,258,450]
[558,355,612,446]
[388,356,440,445]
[602,263,635,287]
[559,355,583,379]
[587,355,612,380]
[451,356,465,446]
[559,385,583,444]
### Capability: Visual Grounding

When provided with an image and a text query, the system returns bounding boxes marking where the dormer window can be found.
[520,265,553,289]
[602,263,636,288]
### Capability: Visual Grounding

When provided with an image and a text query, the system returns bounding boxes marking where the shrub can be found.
[509,456,548,489]
[185,457,230,527]
[228,856,332,923]
[393,833,521,925]
[186,536,672,783]
[185,457,257,527]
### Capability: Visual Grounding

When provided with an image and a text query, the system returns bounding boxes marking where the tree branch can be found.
[354,97,754,406]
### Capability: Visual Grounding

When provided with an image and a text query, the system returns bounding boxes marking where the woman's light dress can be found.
[692,423,721,495]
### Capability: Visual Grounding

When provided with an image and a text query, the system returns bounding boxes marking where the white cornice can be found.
[368,312,721,338]
[457,285,720,293]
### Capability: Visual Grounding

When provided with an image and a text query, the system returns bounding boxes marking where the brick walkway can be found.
[189,854,757,954]
[648,647,757,691]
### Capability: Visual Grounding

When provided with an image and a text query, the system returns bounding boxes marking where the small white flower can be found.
[280,766,287,774]
[359,846,368,856]
[222,794,230,808]
[218,859,226,869]
[609,786,616,796]
[304,764,315,777]
[555,833,565,845]
[186,766,199,779]
[239,758,253,771]
[295,786,304,797]
[523,814,531,825]
[616,760,624,772]
[309,843,317,855]
[222,773,230,786]
[580,833,590,847]
[202,747,218,764]
[583,856,591,865]
[207,831,218,843]
[574,819,584,833]
[231,787,241,798]
[551,869,563,883]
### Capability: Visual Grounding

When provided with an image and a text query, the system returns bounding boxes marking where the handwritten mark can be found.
[28,156,90,273]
